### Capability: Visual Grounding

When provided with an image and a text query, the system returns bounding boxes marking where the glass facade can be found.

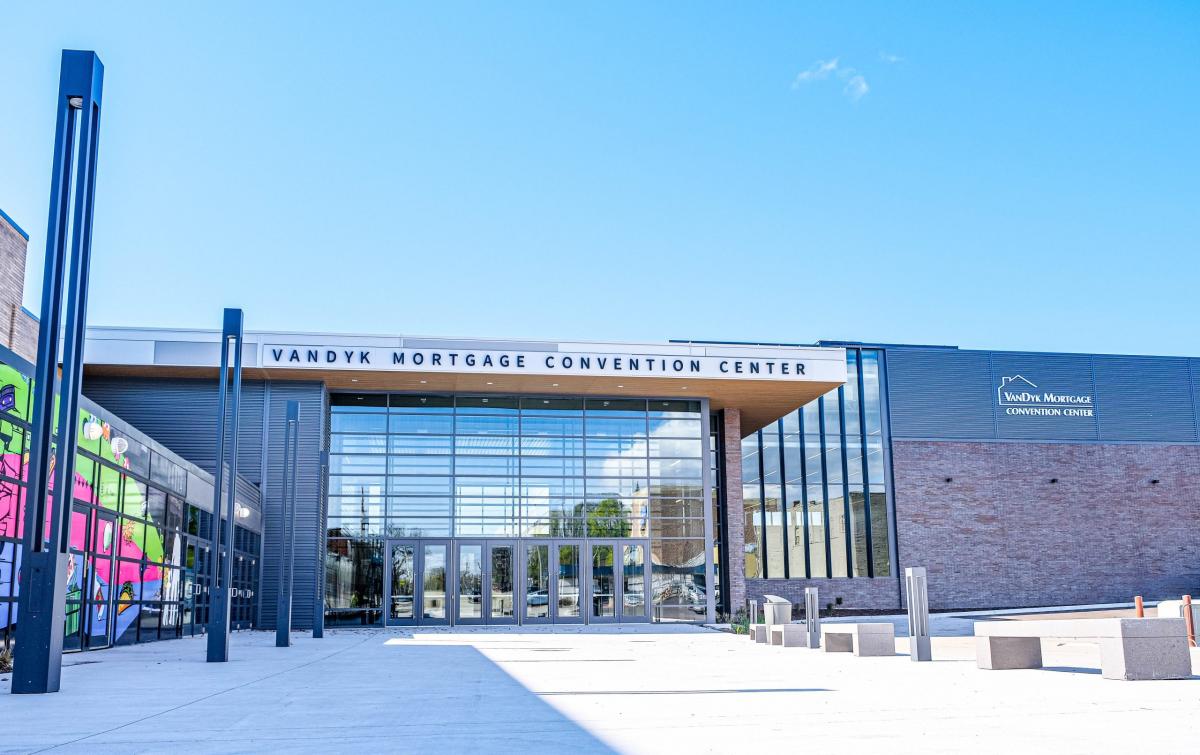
[0,358,261,651]
[325,394,709,624]
[741,348,892,580]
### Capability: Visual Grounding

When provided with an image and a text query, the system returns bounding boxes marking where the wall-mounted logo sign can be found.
[260,344,843,383]
[997,375,1094,417]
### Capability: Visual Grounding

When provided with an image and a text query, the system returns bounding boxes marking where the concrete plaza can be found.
[1,621,1198,754]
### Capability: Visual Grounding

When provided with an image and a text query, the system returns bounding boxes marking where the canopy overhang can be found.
[83,329,847,435]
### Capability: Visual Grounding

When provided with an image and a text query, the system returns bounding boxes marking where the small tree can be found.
[586,498,631,537]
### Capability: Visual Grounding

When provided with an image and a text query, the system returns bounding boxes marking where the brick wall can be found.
[0,212,38,361]
[722,409,746,614]
[746,577,900,613]
[892,440,1200,609]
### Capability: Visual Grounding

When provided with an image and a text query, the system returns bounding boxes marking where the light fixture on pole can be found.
[207,308,244,662]
[12,49,105,696]
[276,400,300,647]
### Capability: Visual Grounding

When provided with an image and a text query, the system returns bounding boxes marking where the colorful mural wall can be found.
[0,357,260,651]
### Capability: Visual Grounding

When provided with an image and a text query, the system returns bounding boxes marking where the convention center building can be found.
[1,209,1198,648]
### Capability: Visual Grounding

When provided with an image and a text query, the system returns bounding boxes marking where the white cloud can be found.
[879,51,904,64]
[843,75,869,102]
[792,57,870,102]
[792,58,839,87]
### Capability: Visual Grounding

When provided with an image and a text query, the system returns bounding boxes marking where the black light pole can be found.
[275,401,299,647]
[12,50,104,695]
[207,308,244,662]
[313,450,327,639]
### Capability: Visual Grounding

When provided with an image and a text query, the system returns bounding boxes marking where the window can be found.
[740,349,893,580]
[326,393,708,623]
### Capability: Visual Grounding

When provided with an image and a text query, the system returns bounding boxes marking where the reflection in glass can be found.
[325,537,383,611]
[651,539,706,622]
[422,544,446,619]
[525,544,550,618]
[738,349,895,582]
[390,544,414,620]
[591,544,615,617]
[328,393,706,623]
[622,545,645,618]
[557,544,580,618]
[458,544,483,619]
[490,545,514,618]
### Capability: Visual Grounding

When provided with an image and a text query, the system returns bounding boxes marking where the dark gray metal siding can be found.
[883,349,996,439]
[1093,356,1197,442]
[887,348,1200,443]
[1192,359,1200,438]
[83,376,329,630]
[257,381,328,632]
[82,377,267,484]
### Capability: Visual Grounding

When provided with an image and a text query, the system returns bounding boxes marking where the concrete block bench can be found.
[820,623,896,656]
[974,617,1191,680]
[750,624,768,643]
[1156,600,1200,627]
[769,624,808,647]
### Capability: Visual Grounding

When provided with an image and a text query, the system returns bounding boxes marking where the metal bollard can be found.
[1134,595,1144,618]
[804,587,820,648]
[1185,595,1196,648]
[905,567,932,662]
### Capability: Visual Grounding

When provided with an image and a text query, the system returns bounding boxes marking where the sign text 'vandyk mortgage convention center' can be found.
[263,344,834,380]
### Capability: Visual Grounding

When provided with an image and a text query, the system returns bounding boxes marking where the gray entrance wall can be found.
[83,376,329,630]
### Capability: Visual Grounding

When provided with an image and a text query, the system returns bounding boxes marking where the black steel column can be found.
[12,50,104,695]
[275,401,299,647]
[313,450,328,638]
[206,308,244,662]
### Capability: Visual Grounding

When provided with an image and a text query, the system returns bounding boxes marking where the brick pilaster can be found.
[722,408,746,615]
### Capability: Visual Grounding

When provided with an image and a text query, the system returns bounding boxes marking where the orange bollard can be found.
[1135,595,1144,618]
[1184,595,1196,648]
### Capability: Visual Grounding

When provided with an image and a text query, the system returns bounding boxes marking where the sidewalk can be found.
[1,625,1197,753]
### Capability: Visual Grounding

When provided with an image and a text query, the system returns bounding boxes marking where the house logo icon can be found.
[997,375,1039,406]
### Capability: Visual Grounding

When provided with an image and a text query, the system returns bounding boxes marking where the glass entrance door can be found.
[586,540,649,623]
[487,541,517,625]
[554,541,584,624]
[385,540,417,626]
[455,542,485,625]
[522,543,552,624]
[420,540,450,625]
[384,538,652,626]
[589,542,617,623]
[620,542,650,622]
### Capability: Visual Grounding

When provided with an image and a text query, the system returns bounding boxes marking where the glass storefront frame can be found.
[738,347,897,583]
[326,393,715,625]
[380,536,652,626]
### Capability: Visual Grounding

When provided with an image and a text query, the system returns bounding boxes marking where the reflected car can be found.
[684,584,707,613]
[527,590,549,606]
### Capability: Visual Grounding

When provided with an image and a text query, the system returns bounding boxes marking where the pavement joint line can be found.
[28,635,377,754]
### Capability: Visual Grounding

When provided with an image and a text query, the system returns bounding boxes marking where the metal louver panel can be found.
[1094,356,1197,442]
[885,348,995,439]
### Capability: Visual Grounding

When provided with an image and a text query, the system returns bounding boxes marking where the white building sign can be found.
[262,344,843,382]
[997,375,1094,417]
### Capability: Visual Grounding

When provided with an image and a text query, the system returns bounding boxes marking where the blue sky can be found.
[0,2,1197,355]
